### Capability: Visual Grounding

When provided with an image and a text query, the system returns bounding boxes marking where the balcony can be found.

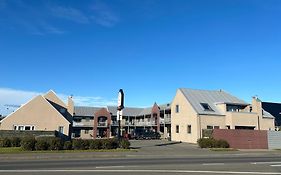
[98,121,108,127]
[73,121,93,127]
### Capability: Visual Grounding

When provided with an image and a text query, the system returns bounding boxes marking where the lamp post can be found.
[117,89,124,140]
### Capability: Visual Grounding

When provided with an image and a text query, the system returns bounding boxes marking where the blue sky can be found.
[0,0,281,115]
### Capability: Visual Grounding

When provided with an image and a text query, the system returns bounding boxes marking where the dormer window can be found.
[200,103,213,111]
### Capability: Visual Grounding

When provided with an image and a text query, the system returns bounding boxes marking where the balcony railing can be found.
[98,122,108,127]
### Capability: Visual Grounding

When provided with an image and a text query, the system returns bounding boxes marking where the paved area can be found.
[1,140,281,174]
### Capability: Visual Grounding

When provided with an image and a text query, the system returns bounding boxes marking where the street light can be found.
[117,89,124,140]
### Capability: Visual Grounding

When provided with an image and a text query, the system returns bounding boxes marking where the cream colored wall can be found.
[67,97,74,116]
[80,129,94,139]
[226,112,258,129]
[216,104,226,115]
[44,90,67,108]
[260,118,275,130]
[252,97,275,130]
[199,115,226,129]
[171,90,199,143]
[0,95,70,136]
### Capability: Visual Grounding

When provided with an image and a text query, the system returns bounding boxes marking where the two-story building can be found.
[171,88,275,143]
[71,103,171,139]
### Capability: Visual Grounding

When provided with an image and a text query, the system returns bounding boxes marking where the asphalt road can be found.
[1,140,281,175]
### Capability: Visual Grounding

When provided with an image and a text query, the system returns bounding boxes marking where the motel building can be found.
[0,88,276,144]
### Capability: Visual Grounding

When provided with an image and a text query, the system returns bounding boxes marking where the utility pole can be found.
[117,89,124,140]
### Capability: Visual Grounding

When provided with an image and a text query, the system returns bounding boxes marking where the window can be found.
[200,103,213,111]
[58,126,64,133]
[207,125,220,130]
[214,126,220,129]
[25,126,31,130]
[176,125,179,133]
[176,105,180,113]
[207,125,213,129]
[85,117,90,122]
[187,125,191,134]
[84,130,89,134]
[18,126,24,130]
[60,108,66,114]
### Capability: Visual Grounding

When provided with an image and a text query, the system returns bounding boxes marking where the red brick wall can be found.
[212,129,268,149]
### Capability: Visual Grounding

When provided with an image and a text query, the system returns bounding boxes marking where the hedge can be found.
[197,138,229,148]
[0,137,131,151]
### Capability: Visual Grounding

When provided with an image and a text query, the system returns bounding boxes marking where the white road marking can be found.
[95,166,138,169]
[251,162,281,165]
[270,165,281,167]
[0,169,281,174]
[202,163,225,166]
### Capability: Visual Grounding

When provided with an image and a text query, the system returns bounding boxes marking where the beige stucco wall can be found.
[0,95,70,136]
[80,129,94,139]
[252,97,275,130]
[199,114,226,130]
[226,112,258,129]
[171,90,199,143]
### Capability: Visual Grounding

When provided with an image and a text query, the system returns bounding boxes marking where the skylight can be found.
[200,103,214,111]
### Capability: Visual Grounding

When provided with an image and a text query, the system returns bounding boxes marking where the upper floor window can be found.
[176,125,180,133]
[58,126,64,133]
[200,103,213,111]
[176,105,180,113]
[187,125,191,134]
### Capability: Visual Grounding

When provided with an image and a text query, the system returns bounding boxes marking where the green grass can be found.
[0,147,136,154]
[210,148,238,151]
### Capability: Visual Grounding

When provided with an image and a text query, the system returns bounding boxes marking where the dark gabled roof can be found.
[46,99,72,123]
[262,102,281,125]
[74,106,102,116]
[179,88,247,115]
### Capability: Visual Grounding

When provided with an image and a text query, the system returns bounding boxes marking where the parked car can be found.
[135,131,161,140]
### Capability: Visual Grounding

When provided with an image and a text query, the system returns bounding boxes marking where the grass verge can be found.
[210,148,238,151]
[0,147,136,154]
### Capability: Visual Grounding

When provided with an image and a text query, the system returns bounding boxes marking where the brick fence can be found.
[212,129,268,149]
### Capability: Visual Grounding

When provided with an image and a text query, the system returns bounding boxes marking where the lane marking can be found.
[202,163,225,166]
[0,169,280,174]
[95,166,138,169]
[271,165,281,167]
[251,162,281,165]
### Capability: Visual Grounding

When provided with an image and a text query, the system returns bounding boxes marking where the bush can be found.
[63,141,72,150]
[35,139,49,151]
[21,137,36,151]
[197,138,230,148]
[119,139,130,149]
[215,139,230,148]
[72,139,89,150]
[48,138,63,150]
[101,139,119,149]
[10,137,21,147]
[89,139,102,150]
[0,138,11,147]
[197,138,216,148]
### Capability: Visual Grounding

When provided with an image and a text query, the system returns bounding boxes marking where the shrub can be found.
[48,138,63,150]
[10,137,21,147]
[197,138,230,148]
[215,139,230,148]
[63,141,72,150]
[101,139,119,149]
[72,139,89,150]
[0,138,11,147]
[89,139,102,150]
[21,137,36,151]
[35,139,49,151]
[197,138,216,148]
[119,139,130,149]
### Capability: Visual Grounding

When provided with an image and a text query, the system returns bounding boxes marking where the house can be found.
[171,88,275,143]
[72,103,171,139]
[0,90,73,138]
[261,102,281,127]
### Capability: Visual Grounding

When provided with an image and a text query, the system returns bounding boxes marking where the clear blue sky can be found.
[0,0,281,112]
